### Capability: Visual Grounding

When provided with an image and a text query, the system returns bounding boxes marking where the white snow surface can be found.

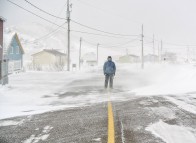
[165,96,196,115]
[0,120,22,126]
[146,120,196,143]
[150,106,176,120]
[22,125,53,143]
[0,70,94,119]
[128,63,196,96]
[1,63,196,119]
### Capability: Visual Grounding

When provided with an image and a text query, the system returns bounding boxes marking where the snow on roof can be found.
[82,52,97,61]
[43,49,66,56]
[32,49,66,56]
[3,32,15,50]
[3,32,25,54]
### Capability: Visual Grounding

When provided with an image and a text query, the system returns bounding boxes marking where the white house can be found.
[32,49,67,71]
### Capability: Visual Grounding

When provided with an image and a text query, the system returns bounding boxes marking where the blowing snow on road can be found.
[1,64,196,143]
[1,0,196,142]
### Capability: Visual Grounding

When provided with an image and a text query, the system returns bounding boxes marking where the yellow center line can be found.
[108,100,115,143]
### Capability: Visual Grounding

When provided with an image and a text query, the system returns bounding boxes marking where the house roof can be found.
[3,32,25,54]
[32,49,66,57]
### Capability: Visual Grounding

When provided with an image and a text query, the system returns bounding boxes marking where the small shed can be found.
[32,49,67,70]
[119,54,140,63]
[4,33,24,74]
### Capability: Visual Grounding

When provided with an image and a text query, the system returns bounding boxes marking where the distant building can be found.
[161,52,177,62]
[144,54,159,62]
[4,33,25,74]
[118,54,140,63]
[81,52,97,66]
[0,16,8,85]
[32,49,67,70]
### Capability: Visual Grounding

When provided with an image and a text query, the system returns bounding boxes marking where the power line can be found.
[79,36,141,48]
[100,39,139,46]
[50,1,67,28]
[24,0,66,20]
[163,42,196,47]
[71,30,140,48]
[99,44,140,49]
[82,39,97,46]
[100,38,139,48]
[23,2,68,45]
[72,32,139,47]
[71,19,139,37]
[71,30,137,38]
[74,0,142,25]
[7,0,67,28]
[145,35,196,47]
[72,33,139,48]
[22,22,67,44]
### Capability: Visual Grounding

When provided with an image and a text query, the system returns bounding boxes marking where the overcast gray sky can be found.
[1,0,196,54]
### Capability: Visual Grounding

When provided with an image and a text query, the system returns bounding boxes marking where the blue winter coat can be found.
[103,61,116,75]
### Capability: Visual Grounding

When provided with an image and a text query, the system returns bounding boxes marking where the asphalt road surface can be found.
[1,70,196,143]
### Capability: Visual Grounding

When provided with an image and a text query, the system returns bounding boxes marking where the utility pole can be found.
[187,45,189,62]
[141,24,144,69]
[153,34,155,62]
[158,42,160,62]
[66,0,71,71]
[79,37,82,70]
[160,40,163,62]
[97,43,99,65]
[153,34,155,55]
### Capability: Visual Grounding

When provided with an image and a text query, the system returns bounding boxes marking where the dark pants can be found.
[105,74,114,88]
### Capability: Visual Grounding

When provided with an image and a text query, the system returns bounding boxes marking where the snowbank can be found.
[146,120,196,143]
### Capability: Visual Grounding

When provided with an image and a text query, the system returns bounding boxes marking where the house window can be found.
[10,46,14,54]
[16,46,20,54]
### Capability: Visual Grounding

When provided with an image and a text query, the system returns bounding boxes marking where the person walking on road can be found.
[103,56,116,89]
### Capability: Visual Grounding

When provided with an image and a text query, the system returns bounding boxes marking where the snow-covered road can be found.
[1,63,196,143]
